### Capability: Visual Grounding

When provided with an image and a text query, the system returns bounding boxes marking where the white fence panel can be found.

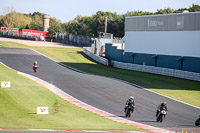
[112,61,200,82]
[83,47,108,66]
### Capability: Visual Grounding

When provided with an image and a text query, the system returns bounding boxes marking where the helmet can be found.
[130,96,134,99]
[35,61,37,64]
[163,102,167,106]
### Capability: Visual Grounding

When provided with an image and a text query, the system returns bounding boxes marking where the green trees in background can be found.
[47,17,63,39]
[62,4,200,38]
[0,11,41,30]
[0,4,199,38]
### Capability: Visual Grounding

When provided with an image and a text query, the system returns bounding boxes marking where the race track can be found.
[0,47,199,132]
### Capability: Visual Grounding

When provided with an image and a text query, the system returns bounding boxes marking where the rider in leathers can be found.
[156,102,168,118]
[125,96,135,112]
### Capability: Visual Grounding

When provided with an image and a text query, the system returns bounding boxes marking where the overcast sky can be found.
[0,0,200,23]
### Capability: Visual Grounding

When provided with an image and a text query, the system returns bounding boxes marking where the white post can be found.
[105,16,107,33]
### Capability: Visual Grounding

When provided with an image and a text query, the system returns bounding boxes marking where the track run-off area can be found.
[0,43,199,133]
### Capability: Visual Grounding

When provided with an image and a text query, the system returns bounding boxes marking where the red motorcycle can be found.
[33,64,39,72]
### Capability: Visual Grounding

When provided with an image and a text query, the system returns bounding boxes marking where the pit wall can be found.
[83,47,200,82]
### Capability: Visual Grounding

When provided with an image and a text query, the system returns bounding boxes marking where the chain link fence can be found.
[55,33,92,47]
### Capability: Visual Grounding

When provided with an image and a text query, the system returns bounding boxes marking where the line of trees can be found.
[0,4,199,38]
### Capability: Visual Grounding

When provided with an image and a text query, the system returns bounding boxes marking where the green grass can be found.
[0,63,142,130]
[1,41,200,108]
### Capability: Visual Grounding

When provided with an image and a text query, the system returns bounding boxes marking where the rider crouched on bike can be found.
[124,96,135,112]
[33,61,39,67]
[33,61,39,70]
[156,102,168,118]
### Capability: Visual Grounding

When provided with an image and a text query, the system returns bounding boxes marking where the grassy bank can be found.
[0,63,142,130]
[1,41,200,108]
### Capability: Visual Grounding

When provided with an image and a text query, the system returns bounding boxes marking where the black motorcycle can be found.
[156,108,167,122]
[195,115,200,126]
[125,103,134,117]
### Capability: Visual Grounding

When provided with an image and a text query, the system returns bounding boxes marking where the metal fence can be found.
[0,34,37,41]
[0,31,44,41]
[55,33,92,47]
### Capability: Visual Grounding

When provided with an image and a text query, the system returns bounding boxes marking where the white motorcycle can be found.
[156,108,167,122]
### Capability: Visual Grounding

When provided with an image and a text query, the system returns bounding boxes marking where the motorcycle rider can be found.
[124,96,135,112]
[33,61,39,66]
[33,61,39,70]
[195,115,200,126]
[156,102,168,118]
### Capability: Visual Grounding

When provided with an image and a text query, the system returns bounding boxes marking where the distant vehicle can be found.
[0,27,48,38]
[195,115,200,126]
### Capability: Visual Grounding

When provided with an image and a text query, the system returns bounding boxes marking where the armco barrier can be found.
[83,47,108,66]
[112,60,200,82]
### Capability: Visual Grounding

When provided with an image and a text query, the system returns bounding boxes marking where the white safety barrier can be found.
[83,47,108,66]
[112,61,200,82]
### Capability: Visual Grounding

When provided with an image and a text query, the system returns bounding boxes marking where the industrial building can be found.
[106,12,200,73]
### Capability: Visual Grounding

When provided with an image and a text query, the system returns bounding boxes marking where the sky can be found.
[0,0,200,23]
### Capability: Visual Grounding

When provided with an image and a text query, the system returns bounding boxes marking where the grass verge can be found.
[0,63,142,130]
[1,41,200,108]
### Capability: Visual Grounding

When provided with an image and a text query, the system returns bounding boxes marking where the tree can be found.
[25,24,30,29]
[1,11,20,28]
[156,8,174,14]
[29,14,43,30]
[0,15,3,27]
[17,13,32,29]
[47,17,63,39]
[188,4,200,12]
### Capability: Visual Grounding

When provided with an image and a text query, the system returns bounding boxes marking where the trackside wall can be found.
[84,46,200,81]
[105,44,200,73]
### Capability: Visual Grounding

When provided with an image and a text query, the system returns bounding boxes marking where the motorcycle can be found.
[195,115,200,126]
[125,103,134,117]
[33,64,38,72]
[156,108,167,122]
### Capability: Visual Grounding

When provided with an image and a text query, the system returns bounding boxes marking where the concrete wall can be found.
[84,46,200,82]
[105,44,200,73]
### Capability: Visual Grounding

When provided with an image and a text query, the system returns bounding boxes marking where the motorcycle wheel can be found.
[156,117,159,122]
[160,115,163,122]
[128,110,131,117]
[157,114,161,122]
[195,119,200,126]
[125,109,130,117]
[125,109,128,117]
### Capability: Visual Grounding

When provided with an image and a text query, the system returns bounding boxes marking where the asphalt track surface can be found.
[0,47,200,132]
